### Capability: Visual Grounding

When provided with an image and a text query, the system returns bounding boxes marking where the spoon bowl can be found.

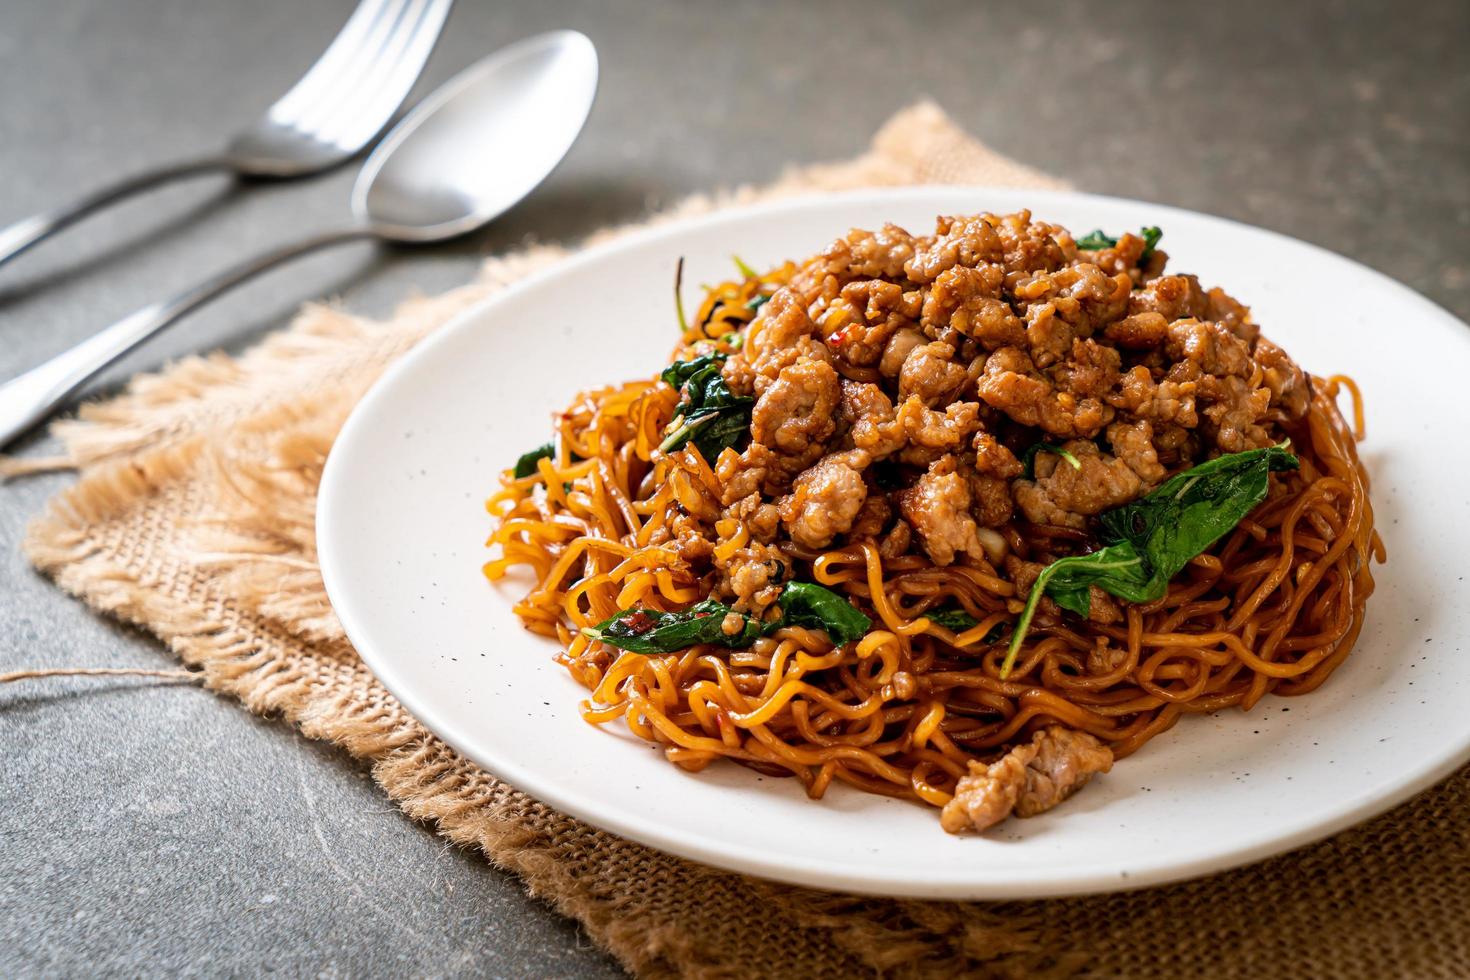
[356,30,599,241]
[0,0,455,271]
[0,31,598,450]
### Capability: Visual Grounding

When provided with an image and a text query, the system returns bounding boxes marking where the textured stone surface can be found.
[0,0,1464,975]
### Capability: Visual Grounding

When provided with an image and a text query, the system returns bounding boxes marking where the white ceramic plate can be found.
[318,187,1470,899]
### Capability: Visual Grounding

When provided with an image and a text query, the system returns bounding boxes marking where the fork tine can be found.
[286,0,421,144]
[294,0,422,147]
[279,0,411,138]
[266,0,399,130]
[314,0,453,151]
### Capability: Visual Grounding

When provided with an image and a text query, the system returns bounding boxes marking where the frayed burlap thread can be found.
[16,103,1470,978]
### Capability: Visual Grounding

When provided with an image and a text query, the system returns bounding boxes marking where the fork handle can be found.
[0,155,234,270]
[0,226,373,449]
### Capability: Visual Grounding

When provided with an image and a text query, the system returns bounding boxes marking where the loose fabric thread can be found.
[0,666,200,684]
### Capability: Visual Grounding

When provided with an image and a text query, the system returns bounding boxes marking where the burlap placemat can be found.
[10,103,1468,978]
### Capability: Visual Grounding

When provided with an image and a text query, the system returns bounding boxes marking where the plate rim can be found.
[319,184,1470,898]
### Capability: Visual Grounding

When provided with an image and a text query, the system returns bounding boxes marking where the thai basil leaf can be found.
[747,293,771,313]
[926,607,980,631]
[924,607,1009,643]
[584,583,871,654]
[659,399,754,458]
[690,410,754,462]
[1003,540,1153,675]
[1075,226,1164,267]
[1075,229,1118,251]
[1019,441,1083,480]
[660,352,725,389]
[683,364,748,413]
[1001,444,1299,676]
[513,443,554,479]
[774,582,872,646]
[658,351,754,458]
[1096,443,1299,580]
[582,599,760,654]
[514,444,586,480]
[1139,225,1163,263]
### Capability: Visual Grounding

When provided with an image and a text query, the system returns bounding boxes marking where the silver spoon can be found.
[0,0,455,270]
[0,30,598,450]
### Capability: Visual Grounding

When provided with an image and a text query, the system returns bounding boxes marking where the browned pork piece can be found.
[939,727,1114,834]
[688,211,1311,616]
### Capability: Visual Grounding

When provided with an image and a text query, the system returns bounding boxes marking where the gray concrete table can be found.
[2,0,1465,975]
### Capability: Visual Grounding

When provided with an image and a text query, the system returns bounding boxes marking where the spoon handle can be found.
[0,227,372,449]
[0,155,234,270]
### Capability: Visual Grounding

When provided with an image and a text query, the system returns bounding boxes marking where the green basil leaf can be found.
[690,409,754,461]
[1002,541,1150,676]
[658,352,754,457]
[774,582,872,646]
[513,443,554,479]
[1075,229,1118,251]
[585,582,873,656]
[582,599,760,654]
[1097,443,1298,587]
[1139,226,1163,263]
[747,293,771,313]
[924,606,1009,644]
[1001,443,1298,676]
[926,607,980,631]
[661,354,715,389]
[687,364,749,413]
[1075,226,1164,268]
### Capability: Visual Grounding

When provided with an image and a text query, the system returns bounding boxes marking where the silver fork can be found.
[0,0,453,270]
